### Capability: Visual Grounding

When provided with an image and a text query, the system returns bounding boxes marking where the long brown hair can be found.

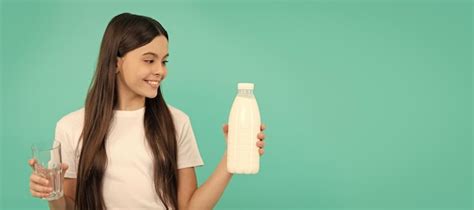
[75,13,178,210]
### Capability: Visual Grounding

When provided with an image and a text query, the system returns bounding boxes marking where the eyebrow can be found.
[142,52,169,58]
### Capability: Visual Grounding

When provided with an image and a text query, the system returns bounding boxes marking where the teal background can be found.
[1,0,472,209]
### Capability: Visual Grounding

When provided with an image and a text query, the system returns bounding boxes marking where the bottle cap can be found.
[238,83,254,90]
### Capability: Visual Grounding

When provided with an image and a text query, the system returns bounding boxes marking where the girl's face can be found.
[116,35,169,101]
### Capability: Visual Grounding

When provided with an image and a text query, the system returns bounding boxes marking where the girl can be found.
[28,13,267,210]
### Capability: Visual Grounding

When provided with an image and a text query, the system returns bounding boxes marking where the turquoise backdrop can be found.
[1,0,472,209]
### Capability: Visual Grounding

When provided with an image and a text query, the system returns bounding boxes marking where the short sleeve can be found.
[177,117,204,169]
[55,122,78,178]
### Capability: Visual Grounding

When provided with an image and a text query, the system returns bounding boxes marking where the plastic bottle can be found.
[227,83,261,174]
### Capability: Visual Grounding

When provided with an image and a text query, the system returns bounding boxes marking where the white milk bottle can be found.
[227,83,261,174]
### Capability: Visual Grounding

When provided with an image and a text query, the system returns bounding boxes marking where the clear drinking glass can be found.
[31,141,63,200]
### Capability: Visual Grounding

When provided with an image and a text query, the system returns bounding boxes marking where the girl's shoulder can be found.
[56,107,85,133]
[167,104,191,124]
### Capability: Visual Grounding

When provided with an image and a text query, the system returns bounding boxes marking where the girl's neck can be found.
[115,96,145,111]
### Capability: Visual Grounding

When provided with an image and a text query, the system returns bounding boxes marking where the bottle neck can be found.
[238,89,253,95]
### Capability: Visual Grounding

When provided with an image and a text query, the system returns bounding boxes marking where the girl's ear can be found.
[116,57,123,73]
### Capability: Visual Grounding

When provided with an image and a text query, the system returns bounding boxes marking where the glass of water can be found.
[32,141,63,200]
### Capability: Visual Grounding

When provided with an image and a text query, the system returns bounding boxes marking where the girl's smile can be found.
[144,80,159,88]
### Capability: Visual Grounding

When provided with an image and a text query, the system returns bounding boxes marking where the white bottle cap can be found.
[238,83,254,90]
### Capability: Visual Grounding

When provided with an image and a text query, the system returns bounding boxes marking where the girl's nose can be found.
[153,66,166,80]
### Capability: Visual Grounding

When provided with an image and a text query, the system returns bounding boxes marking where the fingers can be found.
[256,138,265,156]
[30,174,52,198]
[30,188,51,198]
[29,159,52,198]
[256,140,265,148]
[30,182,52,195]
[30,173,49,186]
[257,124,266,156]
[222,124,229,134]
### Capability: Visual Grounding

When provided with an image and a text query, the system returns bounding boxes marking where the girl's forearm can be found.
[188,151,233,210]
[48,195,75,210]
[48,196,65,210]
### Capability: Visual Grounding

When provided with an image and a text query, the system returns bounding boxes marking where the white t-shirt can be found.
[54,105,204,210]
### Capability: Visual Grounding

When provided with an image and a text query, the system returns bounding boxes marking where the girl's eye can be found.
[162,60,169,65]
[145,60,154,64]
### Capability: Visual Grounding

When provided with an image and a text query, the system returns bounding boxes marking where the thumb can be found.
[61,163,69,174]
[28,158,37,170]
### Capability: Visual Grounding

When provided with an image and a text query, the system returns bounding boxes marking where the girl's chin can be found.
[143,90,158,99]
